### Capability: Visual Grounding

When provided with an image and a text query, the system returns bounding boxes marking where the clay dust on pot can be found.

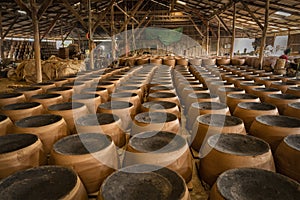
[265,93,300,115]
[47,87,74,102]
[141,101,181,120]
[30,93,64,109]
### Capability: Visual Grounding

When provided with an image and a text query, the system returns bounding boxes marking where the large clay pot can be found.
[200,133,275,185]
[147,92,179,106]
[94,82,115,94]
[208,82,234,95]
[75,113,125,148]
[185,93,219,112]
[115,86,143,101]
[191,114,246,151]
[62,82,86,94]
[136,57,149,65]
[186,102,230,131]
[270,82,297,93]
[149,85,176,94]
[260,78,282,88]
[98,164,190,200]
[63,74,79,82]
[14,87,43,100]
[163,58,176,67]
[72,94,101,113]
[217,87,245,103]
[31,82,56,93]
[251,87,282,102]
[30,93,64,109]
[141,101,181,120]
[0,93,26,108]
[48,102,89,134]
[216,58,231,65]
[202,58,216,66]
[14,114,69,154]
[50,78,69,87]
[111,92,141,113]
[180,87,209,102]
[231,58,245,66]
[234,78,254,88]
[131,112,180,135]
[0,115,13,136]
[82,87,109,103]
[226,93,260,114]
[123,131,193,182]
[150,57,162,64]
[249,115,300,151]
[189,57,202,66]
[284,102,300,119]
[0,133,45,179]
[98,101,135,132]
[47,87,74,102]
[210,168,300,200]
[1,102,44,122]
[239,82,265,94]
[265,94,300,114]
[286,86,300,97]
[51,133,119,194]
[233,102,279,132]
[0,166,88,200]
[275,134,300,182]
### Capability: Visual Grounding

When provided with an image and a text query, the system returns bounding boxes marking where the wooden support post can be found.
[217,19,220,56]
[0,9,4,60]
[30,0,42,83]
[189,16,204,38]
[230,3,236,59]
[259,0,270,69]
[216,15,232,35]
[125,6,129,57]
[111,4,116,61]
[88,0,94,69]
[132,23,136,52]
[206,21,209,55]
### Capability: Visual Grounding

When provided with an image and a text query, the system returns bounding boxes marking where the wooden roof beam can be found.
[208,0,237,21]
[92,0,115,33]
[40,13,61,40]
[14,0,32,18]
[3,14,19,38]
[114,4,139,24]
[189,16,204,38]
[240,0,264,30]
[119,0,144,33]
[37,0,53,20]
[216,14,232,35]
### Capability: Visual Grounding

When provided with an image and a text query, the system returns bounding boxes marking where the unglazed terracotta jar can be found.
[234,78,254,89]
[47,87,74,102]
[0,133,45,179]
[98,164,190,200]
[191,114,246,151]
[111,92,141,113]
[180,87,209,103]
[269,82,297,93]
[50,78,69,87]
[14,87,43,100]
[186,102,230,131]
[14,114,69,154]
[286,86,300,97]
[30,93,64,109]
[208,82,234,95]
[71,94,101,113]
[0,115,13,136]
[233,102,279,132]
[115,86,143,101]
[0,93,26,108]
[62,82,86,94]
[31,82,56,93]
[51,133,119,194]
[82,87,109,103]
[226,93,260,114]
[1,102,44,122]
[239,82,265,94]
[210,168,300,200]
[200,134,275,185]
[217,58,231,65]
[250,115,300,151]
[131,112,180,135]
[251,87,282,102]
[62,74,79,83]
[93,82,116,94]
[265,93,300,114]
[217,87,245,103]
[147,92,180,106]
[284,102,300,119]
[98,101,135,132]
[149,85,176,94]
[123,131,193,183]
[141,101,181,120]
[185,93,219,112]
[47,102,89,134]
[163,57,176,67]
[260,78,282,88]
[75,113,125,148]
[0,166,88,200]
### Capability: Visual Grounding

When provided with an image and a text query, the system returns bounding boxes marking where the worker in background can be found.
[279,48,291,61]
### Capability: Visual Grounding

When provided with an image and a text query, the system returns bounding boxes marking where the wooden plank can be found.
[208,0,234,20]
[136,16,153,40]
[3,15,20,39]
[119,0,144,33]
[206,21,210,55]
[217,19,220,56]
[88,0,94,69]
[14,0,32,19]
[216,15,232,35]
[240,0,264,30]
[0,9,3,60]
[115,4,139,24]
[230,2,236,60]
[189,16,204,38]
[37,0,53,20]
[40,13,61,40]
[61,0,88,31]
[111,3,116,60]
[259,0,270,69]
[30,0,42,83]
[92,0,115,33]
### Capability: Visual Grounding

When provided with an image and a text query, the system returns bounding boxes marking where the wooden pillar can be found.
[125,6,128,57]
[206,21,210,55]
[0,9,4,60]
[132,23,136,51]
[287,28,291,48]
[88,0,94,69]
[31,0,42,83]
[259,0,270,69]
[217,19,220,57]
[111,4,116,61]
[230,3,236,59]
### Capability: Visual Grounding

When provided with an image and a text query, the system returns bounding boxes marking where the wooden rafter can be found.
[14,0,32,18]
[37,0,53,20]
[115,4,139,24]
[40,13,61,40]
[208,0,235,20]
[240,0,264,30]
[216,14,232,35]
[119,0,144,33]
[3,14,19,38]
[92,0,115,33]
[189,16,204,38]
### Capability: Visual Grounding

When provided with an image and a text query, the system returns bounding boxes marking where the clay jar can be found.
[249,115,300,151]
[234,78,254,88]
[0,166,88,200]
[149,85,176,94]
[226,93,260,114]
[13,114,69,154]
[131,112,180,135]
[239,82,265,94]
[98,101,135,132]
[30,93,64,109]
[98,165,189,200]
[1,102,44,122]
[14,87,43,100]
[0,93,26,108]
[115,86,143,101]
[185,93,219,112]
[260,78,282,88]
[72,94,101,113]
[217,87,245,103]
[31,82,56,93]
[208,81,233,95]
[51,133,119,194]
[200,133,275,185]
[82,87,109,103]
[210,168,300,200]
[0,133,45,179]
[47,87,74,102]
[147,92,180,106]
[0,115,13,136]
[180,87,209,103]
[123,131,193,183]
[141,101,181,120]
[94,82,115,94]
[284,102,300,119]
[265,94,300,114]
[251,87,281,102]
[50,78,69,87]
[62,82,86,94]
[47,102,89,134]
[270,82,297,93]
[75,113,125,148]
[233,102,279,132]
[186,102,230,131]
[191,114,246,151]
[286,86,300,97]
[275,134,300,182]
[111,92,141,113]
